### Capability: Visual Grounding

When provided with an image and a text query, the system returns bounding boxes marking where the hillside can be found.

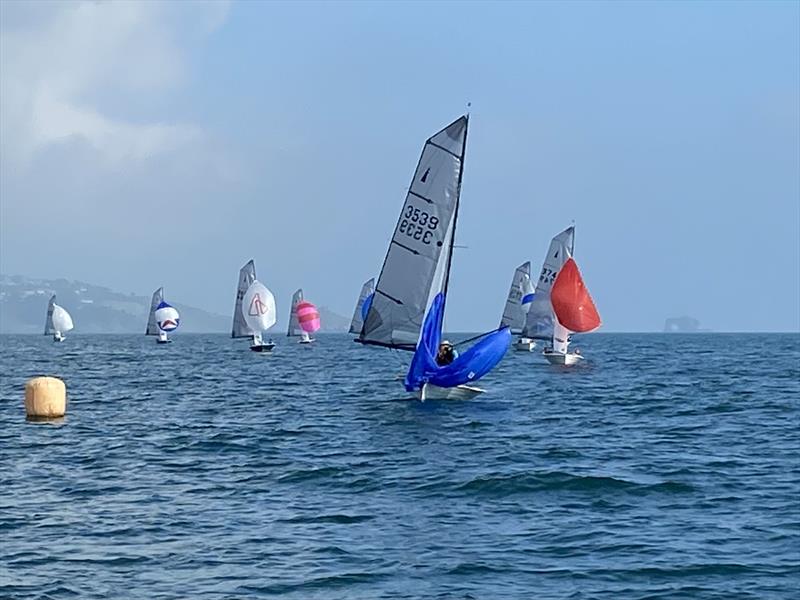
[0,275,351,334]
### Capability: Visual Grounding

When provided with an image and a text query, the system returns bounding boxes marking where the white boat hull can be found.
[417,383,485,401]
[53,333,65,342]
[543,351,583,366]
[513,338,536,352]
[298,338,314,344]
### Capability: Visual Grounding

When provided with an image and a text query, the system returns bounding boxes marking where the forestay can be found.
[405,293,511,392]
[232,260,257,338]
[146,288,164,335]
[499,261,532,333]
[523,226,575,340]
[287,289,304,336]
[359,116,468,350]
[349,278,375,334]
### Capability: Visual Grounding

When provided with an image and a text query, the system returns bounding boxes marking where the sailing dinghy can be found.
[348,278,375,335]
[288,289,321,343]
[44,295,73,342]
[521,226,575,349]
[232,260,277,352]
[543,257,601,365]
[146,287,180,343]
[500,261,537,351]
[357,115,510,400]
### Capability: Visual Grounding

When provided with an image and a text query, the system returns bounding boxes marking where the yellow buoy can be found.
[25,377,67,419]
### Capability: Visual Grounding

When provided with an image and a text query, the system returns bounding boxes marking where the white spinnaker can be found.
[155,305,180,331]
[349,278,375,334]
[146,288,164,335]
[52,304,74,333]
[232,260,257,338]
[552,321,570,355]
[243,280,276,333]
[287,289,304,337]
[359,116,467,350]
[500,261,531,333]
[523,226,575,340]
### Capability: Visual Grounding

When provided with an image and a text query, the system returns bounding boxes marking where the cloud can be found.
[0,0,227,166]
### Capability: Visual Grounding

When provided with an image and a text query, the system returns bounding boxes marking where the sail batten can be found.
[359,116,468,350]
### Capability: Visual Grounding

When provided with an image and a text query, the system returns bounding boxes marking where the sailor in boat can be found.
[436,340,458,366]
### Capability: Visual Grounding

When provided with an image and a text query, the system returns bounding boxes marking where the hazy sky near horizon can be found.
[1,0,798,332]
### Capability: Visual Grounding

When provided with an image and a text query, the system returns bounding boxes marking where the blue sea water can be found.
[0,333,798,599]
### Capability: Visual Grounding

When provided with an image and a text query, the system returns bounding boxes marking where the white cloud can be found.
[0,0,228,166]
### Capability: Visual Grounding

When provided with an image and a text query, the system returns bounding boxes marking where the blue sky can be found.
[1,0,798,331]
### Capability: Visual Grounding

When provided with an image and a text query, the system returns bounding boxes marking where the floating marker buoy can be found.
[24,377,66,419]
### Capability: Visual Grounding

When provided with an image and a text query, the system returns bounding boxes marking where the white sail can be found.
[287,289,304,337]
[44,294,56,334]
[242,280,276,333]
[499,261,531,333]
[155,305,180,332]
[349,278,375,334]
[232,260,257,338]
[359,116,468,350]
[52,304,74,334]
[146,287,164,335]
[523,226,575,340]
[552,321,570,355]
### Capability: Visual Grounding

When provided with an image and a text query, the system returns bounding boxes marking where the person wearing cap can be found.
[436,340,458,366]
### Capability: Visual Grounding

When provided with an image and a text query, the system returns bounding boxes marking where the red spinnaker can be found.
[550,258,601,333]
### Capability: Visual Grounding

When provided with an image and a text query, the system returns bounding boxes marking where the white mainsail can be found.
[522,226,575,340]
[359,116,468,350]
[232,260,257,338]
[500,261,531,334]
[146,287,164,335]
[287,289,304,337]
[349,278,375,334]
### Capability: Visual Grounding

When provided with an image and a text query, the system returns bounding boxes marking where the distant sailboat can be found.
[232,260,277,352]
[146,287,180,343]
[543,258,601,365]
[358,115,510,400]
[44,295,73,342]
[348,278,375,335]
[500,261,537,351]
[521,226,575,346]
[287,289,321,343]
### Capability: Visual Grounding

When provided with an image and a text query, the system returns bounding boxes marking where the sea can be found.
[1,333,798,599]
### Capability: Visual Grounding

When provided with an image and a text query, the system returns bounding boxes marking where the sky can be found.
[1,0,798,332]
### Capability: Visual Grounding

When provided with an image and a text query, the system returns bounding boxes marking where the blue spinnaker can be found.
[404,293,511,392]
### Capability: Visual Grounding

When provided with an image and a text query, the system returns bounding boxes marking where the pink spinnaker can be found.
[296,301,321,333]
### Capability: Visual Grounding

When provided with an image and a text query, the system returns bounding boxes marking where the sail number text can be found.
[398,204,439,245]
[540,268,556,285]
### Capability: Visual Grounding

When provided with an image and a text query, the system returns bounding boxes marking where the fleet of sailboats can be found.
[34,114,602,385]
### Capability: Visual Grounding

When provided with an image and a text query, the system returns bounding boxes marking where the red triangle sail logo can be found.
[550,258,601,333]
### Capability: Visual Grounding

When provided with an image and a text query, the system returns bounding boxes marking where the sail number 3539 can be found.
[398,205,439,245]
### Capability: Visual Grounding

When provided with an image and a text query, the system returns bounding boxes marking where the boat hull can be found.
[543,351,583,366]
[298,338,314,344]
[513,338,536,352]
[417,384,485,401]
[250,343,276,353]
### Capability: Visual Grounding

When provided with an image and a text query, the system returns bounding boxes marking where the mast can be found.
[439,113,468,331]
